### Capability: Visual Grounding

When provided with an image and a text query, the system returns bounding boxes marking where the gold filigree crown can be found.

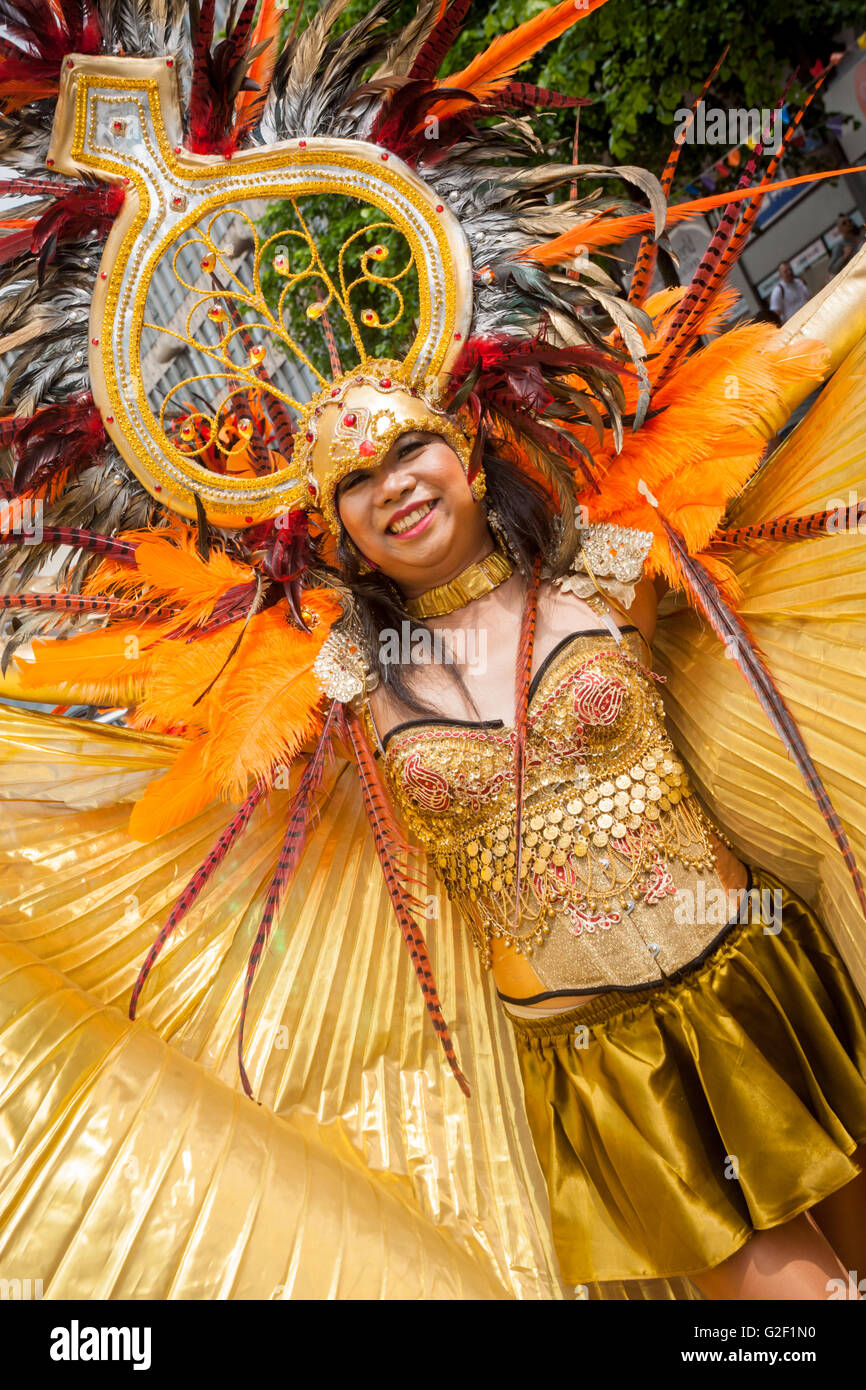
[297,359,474,532]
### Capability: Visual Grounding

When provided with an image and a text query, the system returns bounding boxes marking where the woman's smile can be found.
[386,498,439,537]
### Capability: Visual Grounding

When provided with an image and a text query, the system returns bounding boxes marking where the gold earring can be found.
[469,465,487,502]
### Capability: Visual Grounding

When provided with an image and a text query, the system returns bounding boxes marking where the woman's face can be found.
[335,430,491,596]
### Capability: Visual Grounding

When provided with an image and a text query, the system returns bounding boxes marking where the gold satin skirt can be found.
[508,867,866,1284]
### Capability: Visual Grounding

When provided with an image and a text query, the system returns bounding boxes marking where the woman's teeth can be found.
[388,500,435,535]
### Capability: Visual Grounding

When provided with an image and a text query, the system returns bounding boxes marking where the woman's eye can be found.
[340,471,370,492]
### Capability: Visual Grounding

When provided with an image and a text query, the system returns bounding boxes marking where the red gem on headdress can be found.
[174,146,181,154]
[331,388,339,397]
[359,440,377,457]
[381,152,389,160]
[435,204,443,212]
[305,431,313,442]
[308,482,317,495]
[100,271,107,279]
[66,60,74,69]
[154,485,162,492]
[380,378,391,388]
[454,332,461,340]
[106,415,114,423]
[46,158,54,166]
[112,120,124,133]
[299,140,306,147]
[343,413,356,427]
[166,58,174,67]
[245,516,253,523]
[92,338,99,346]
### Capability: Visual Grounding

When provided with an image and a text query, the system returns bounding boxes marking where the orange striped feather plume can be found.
[628,47,730,310]
[692,66,835,331]
[519,163,866,267]
[655,84,797,371]
[513,557,541,930]
[569,315,827,592]
[661,518,866,921]
[237,700,341,1099]
[0,592,173,620]
[428,0,610,123]
[712,508,856,548]
[342,705,470,1097]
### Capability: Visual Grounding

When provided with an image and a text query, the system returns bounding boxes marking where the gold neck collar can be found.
[405,546,514,619]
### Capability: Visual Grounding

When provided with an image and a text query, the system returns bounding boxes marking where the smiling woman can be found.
[314,358,866,1301]
[4,0,866,1310]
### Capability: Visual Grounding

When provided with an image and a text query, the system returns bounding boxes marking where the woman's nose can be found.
[377,461,416,503]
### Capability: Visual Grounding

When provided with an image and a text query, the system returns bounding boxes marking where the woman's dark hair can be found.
[328,447,566,720]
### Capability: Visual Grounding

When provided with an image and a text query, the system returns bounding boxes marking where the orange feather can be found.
[127,589,342,840]
[429,0,610,121]
[569,320,828,592]
[519,164,866,266]
[128,736,218,841]
[236,0,283,117]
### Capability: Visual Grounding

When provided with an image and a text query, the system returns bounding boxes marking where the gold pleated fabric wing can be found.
[0,706,700,1300]
[655,327,866,1001]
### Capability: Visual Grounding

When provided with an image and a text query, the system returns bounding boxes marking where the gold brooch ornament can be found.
[312,628,372,703]
[555,522,655,608]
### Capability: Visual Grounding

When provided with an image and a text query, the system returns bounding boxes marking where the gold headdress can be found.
[297,359,475,533]
[45,55,475,532]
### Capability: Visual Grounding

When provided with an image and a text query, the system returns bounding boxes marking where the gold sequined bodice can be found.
[375,630,733,993]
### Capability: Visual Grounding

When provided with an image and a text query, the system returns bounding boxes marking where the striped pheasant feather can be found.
[342,704,470,1097]
[661,517,866,919]
[236,699,340,1099]
[513,556,541,930]
[129,781,267,1021]
[0,591,175,619]
[628,47,729,309]
[705,65,834,306]
[0,522,138,562]
[712,507,852,548]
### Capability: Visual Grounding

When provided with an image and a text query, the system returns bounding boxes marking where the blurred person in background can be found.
[770,260,810,323]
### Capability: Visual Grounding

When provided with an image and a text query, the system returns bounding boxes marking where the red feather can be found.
[4,396,108,499]
[342,705,470,1097]
[188,0,263,156]
[407,0,473,83]
[0,0,102,110]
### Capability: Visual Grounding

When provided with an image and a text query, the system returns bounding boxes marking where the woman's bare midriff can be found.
[493,832,749,1012]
